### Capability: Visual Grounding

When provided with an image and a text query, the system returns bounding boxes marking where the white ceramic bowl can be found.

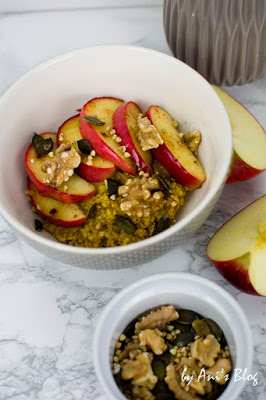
[0,45,232,269]
[94,273,253,400]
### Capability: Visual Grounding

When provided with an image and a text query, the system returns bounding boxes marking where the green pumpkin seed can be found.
[172,320,192,332]
[155,394,175,400]
[32,133,43,147]
[34,219,43,231]
[192,319,211,337]
[174,331,195,347]
[123,319,137,337]
[77,139,93,154]
[83,115,105,126]
[153,381,170,396]
[157,174,171,193]
[204,318,223,340]
[34,137,53,156]
[115,216,136,235]
[152,359,166,381]
[206,388,225,400]
[156,214,170,234]
[106,179,120,197]
[88,203,96,218]
[159,352,172,364]
[177,309,199,325]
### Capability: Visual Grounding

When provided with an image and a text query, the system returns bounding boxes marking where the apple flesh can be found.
[113,101,153,174]
[58,115,115,182]
[28,179,87,227]
[147,106,206,189]
[212,85,266,183]
[206,195,266,296]
[79,97,137,175]
[25,132,96,203]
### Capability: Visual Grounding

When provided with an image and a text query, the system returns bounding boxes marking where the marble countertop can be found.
[0,3,265,400]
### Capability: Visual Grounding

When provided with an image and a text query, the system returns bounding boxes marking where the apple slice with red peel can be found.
[57,115,115,182]
[113,101,153,174]
[212,85,266,183]
[25,132,96,203]
[79,97,137,175]
[28,179,87,227]
[206,195,266,296]
[147,106,206,189]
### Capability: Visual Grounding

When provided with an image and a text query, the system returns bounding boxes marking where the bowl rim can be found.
[93,272,253,400]
[0,45,232,255]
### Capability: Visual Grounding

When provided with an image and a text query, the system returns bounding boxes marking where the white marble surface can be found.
[0,4,266,400]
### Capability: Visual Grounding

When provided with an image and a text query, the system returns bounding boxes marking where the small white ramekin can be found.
[94,273,253,400]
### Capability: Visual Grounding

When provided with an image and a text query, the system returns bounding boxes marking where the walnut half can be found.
[135,306,179,333]
[191,334,220,367]
[121,352,158,390]
[139,329,167,355]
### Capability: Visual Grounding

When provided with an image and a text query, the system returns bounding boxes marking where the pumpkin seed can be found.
[115,216,136,235]
[106,179,120,197]
[157,174,171,193]
[204,318,223,340]
[123,319,137,338]
[34,137,53,156]
[88,203,96,218]
[83,115,105,126]
[177,309,199,325]
[156,214,170,234]
[192,319,211,337]
[34,219,43,231]
[152,359,166,381]
[159,352,172,364]
[153,381,169,395]
[32,133,43,147]
[172,320,192,332]
[155,394,175,400]
[77,139,93,154]
[206,388,225,400]
[174,331,195,347]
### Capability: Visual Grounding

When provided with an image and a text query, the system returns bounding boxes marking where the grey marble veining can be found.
[0,4,266,400]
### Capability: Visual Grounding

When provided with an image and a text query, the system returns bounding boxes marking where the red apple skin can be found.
[79,97,137,175]
[27,179,87,228]
[226,152,264,184]
[76,162,115,182]
[113,102,153,175]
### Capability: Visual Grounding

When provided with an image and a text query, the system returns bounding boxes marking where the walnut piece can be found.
[135,306,179,333]
[165,364,201,400]
[118,176,165,218]
[137,113,163,151]
[183,131,201,156]
[206,358,232,385]
[122,352,158,390]
[178,357,212,395]
[41,143,81,187]
[119,343,140,361]
[132,386,155,400]
[139,329,167,355]
[191,334,220,367]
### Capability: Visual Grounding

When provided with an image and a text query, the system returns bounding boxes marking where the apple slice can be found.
[79,97,137,175]
[25,132,96,203]
[206,195,266,296]
[113,101,153,174]
[57,115,115,182]
[212,85,266,183]
[28,179,87,227]
[147,106,206,189]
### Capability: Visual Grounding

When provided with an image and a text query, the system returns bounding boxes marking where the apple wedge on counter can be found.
[147,106,206,189]
[28,179,87,227]
[79,97,137,175]
[212,86,266,183]
[207,195,266,296]
[113,101,153,175]
[25,133,96,203]
[57,115,115,182]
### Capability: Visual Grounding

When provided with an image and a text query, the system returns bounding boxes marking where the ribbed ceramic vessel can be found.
[164,0,266,85]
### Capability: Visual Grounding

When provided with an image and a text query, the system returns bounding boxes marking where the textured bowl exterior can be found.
[164,0,266,85]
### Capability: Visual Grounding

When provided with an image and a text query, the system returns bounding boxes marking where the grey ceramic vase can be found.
[164,0,266,85]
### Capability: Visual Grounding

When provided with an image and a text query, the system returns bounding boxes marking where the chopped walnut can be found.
[183,131,201,156]
[206,358,232,385]
[191,334,220,367]
[41,143,81,187]
[139,329,167,355]
[178,357,212,395]
[122,352,158,390]
[120,343,140,361]
[165,364,201,400]
[137,113,163,151]
[135,306,179,333]
[132,386,155,400]
[118,176,165,218]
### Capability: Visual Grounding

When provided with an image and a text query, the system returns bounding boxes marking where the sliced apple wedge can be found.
[206,195,266,296]
[212,86,266,183]
[147,106,206,189]
[57,115,115,182]
[79,97,137,175]
[113,101,153,174]
[28,179,87,227]
[25,132,96,203]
